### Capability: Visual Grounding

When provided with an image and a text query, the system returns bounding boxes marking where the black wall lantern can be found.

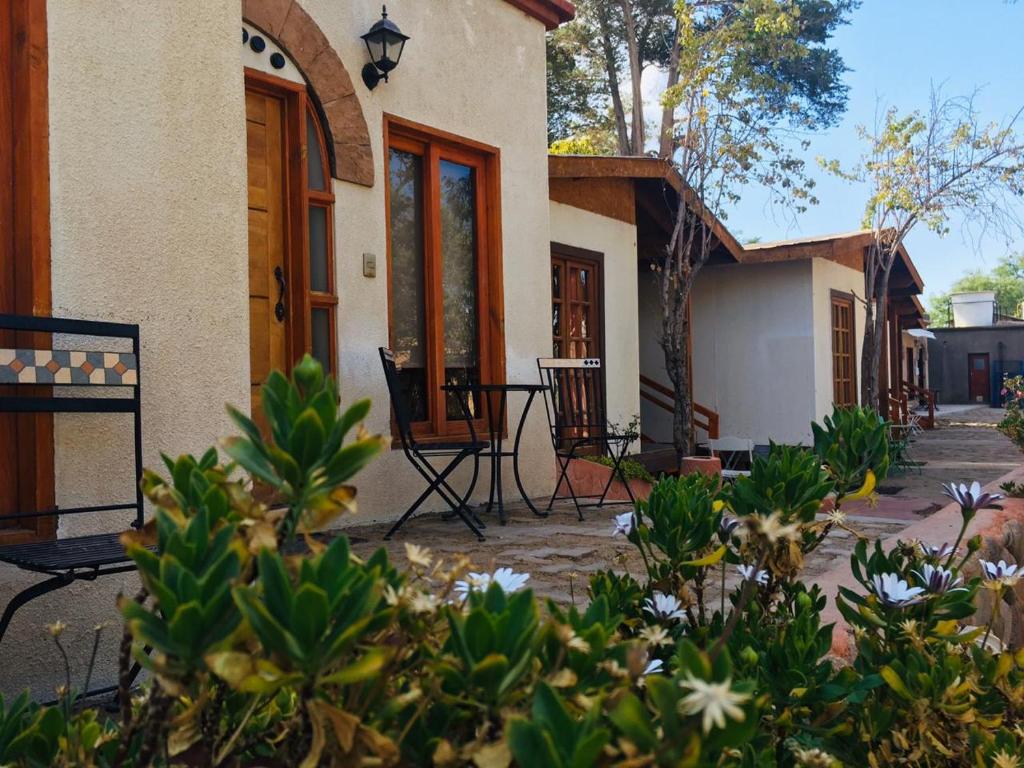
[361,5,409,90]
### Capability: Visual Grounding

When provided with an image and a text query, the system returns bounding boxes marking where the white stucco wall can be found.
[690,261,817,445]
[811,258,867,423]
[548,201,640,447]
[1,0,552,698]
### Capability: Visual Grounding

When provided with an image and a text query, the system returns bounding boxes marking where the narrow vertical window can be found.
[304,107,336,375]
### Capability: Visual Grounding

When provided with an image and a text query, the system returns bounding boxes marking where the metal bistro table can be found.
[442,382,549,524]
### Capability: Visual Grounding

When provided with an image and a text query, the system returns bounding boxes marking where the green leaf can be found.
[319,648,389,686]
[290,408,327,472]
[507,718,562,768]
[221,437,281,487]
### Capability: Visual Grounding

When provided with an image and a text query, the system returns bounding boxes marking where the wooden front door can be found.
[551,248,602,359]
[830,292,856,407]
[246,87,289,422]
[968,353,990,403]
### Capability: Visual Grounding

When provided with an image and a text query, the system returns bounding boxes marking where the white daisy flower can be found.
[453,567,530,598]
[869,572,926,608]
[918,541,958,560]
[643,591,686,623]
[913,563,963,594]
[642,657,663,676]
[736,565,769,587]
[942,480,1003,511]
[404,543,433,568]
[408,591,439,614]
[677,675,750,734]
[639,624,671,647]
[979,559,1020,587]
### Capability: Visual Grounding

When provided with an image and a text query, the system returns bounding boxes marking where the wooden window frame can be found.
[830,290,857,408]
[549,242,605,364]
[384,115,505,442]
[243,69,337,378]
[1,0,55,544]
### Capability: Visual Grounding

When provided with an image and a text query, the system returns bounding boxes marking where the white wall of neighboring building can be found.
[690,261,817,445]
[810,258,866,423]
[1,0,552,698]
[548,201,640,450]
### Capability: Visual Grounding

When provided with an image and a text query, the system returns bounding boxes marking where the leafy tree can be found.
[654,1,854,457]
[927,253,1024,327]
[821,89,1024,409]
[546,1,856,157]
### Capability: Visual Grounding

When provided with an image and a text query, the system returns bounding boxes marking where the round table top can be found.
[441,382,548,393]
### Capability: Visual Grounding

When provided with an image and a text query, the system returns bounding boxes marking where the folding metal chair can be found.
[708,437,754,481]
[379,348,488,541]
[537,357,636,520]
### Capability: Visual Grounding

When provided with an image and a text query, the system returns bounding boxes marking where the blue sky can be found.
[665,1,1024,304]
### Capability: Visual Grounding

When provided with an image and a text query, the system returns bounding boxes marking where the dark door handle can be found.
[274,266,286,322]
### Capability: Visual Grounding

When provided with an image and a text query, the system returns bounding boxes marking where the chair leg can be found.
[383,480,439,540]
[0,573,74,647]
[597,440,636,508]
[395,450,486,541]
[549,450,585,520]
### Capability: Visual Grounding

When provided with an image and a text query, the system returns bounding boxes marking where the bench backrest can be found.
[0,314,143,529]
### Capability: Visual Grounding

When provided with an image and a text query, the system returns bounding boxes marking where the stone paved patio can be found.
[347,407,1016,606]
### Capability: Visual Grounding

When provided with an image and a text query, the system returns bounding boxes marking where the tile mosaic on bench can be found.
[0,348,138,385]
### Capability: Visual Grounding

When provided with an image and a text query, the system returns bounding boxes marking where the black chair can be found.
[0,315,143,666]
[537,357,637,520]
[379,348,488,541]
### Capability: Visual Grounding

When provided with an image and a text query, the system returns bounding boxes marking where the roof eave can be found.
[503,0,575,29]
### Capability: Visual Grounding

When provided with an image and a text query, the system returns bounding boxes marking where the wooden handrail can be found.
[639,374,720,440]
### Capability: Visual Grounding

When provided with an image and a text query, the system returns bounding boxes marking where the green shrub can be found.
[580,454,655,483]
[999,374,1024,452]
[8,360,1024,768]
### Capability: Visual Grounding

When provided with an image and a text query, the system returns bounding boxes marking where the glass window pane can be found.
[308,206,329,293]
[439,160,480,419]
[311,307,331,371]
[306,114,326,191]
[388,148,428,422]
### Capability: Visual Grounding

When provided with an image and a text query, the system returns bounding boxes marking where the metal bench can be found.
[0,314,143,645]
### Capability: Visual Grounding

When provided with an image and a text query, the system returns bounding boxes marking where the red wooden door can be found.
[968,353,990,402]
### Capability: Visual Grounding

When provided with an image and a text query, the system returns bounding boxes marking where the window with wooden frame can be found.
[830,291,856,407]
[303,102,337,375]
[384,116,504,439]
[1,0,55,544]
[550,243,603,360]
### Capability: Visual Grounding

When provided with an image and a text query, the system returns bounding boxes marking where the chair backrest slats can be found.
[537,357,606,448]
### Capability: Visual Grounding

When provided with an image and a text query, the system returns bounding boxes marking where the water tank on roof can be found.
[951,291,995,327]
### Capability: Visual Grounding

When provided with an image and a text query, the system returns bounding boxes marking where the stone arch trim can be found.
[243,0,373,187]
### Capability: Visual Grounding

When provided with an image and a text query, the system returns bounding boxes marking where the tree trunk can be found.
[659,241,695,461]
[619,0,644,155]
[658,18,681,159]
[596,10,631,154]
[860,252,891,413]
[664,329,694,462]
